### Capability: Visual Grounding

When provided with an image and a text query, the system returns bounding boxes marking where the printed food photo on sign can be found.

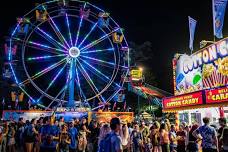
[173,38,228,95]
[175,54,203,95]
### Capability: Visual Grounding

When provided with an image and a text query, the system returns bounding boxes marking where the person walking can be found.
[193,117,218,152]
[59,124,71,152]
[220,126,228,152]
[24,118,38,152]
[176,124,187,152]
[160,123,170,152]
[169,124,177,152]
[187,124,199,152]
[78,118,90,152]
[68,121,78,152]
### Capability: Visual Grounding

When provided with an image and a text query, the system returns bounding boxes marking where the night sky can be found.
[0,0,228,94]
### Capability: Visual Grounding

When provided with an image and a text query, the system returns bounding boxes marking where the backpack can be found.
[25,125,34,139]
[99,133,114,152]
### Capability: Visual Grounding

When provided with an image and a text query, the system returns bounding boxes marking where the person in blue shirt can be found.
[68,120,78,152]
[39,116,59,152]
[193,117,218,152]
[52,121,60,137]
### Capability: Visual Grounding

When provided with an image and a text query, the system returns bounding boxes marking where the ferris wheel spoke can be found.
[76,60,105,102]
[46,76,70,110]
[80,28,119,52]
[79,58,120,88]
[74,2,87,46]
[42,6,70,48]
[65,13,73,46]
[75,64,86,101]
[26,19,68,50]
[12,37,66,55]
[27,40,67,53]
[27,54,66,61]
[36,27,68,50]
[19,58,67,86]
[37,62,68,103]
[80,48,114,54]
[80,55,115,67]
[77,22,98,48]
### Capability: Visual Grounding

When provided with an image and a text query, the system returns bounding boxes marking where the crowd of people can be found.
[0,115,227,152]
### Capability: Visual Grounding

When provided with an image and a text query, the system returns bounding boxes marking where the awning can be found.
[163,102,228,113]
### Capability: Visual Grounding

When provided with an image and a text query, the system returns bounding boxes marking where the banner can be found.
[173,37,228,95]
[206,86,228,103]
[188,16,197,52]
[92,112,134,123]
[213,0,227,38]
[163,91,203,109]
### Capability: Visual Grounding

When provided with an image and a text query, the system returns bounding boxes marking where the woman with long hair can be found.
[187,124,199,152]
[98,124,111,152]
[131,124,143,152]
[221,127,228,152]
[59,124,71,152]
[150,121,161,152]
[160,123,170,152]
[78,118,90,152]
[120,123,130,152]
[176,124,187,152]
[7,123,16,152]
[24,118,39,152]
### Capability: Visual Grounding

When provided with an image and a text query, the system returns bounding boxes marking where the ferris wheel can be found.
[8,0,129,109]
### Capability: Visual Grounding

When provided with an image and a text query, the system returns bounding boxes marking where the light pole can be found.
[200,40,215,48]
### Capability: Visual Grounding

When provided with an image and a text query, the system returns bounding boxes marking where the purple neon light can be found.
[37,62,67,102]
[77,22,98,48]
[42,5,70,49]
[80,58,120,88]
[74,2,87,46]
[80,28,119,52]
[81,48,114,54]
[27,54,66,61]
[65,13,73,46]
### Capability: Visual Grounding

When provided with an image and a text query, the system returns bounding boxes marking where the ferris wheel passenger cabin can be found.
[130,66,144,87]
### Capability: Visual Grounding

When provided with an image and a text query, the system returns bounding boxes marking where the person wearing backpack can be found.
[39,116,59,152]
[110,117,123,152]
[24,118,38,152]
[98,118,123,152]
[98,124,111,152]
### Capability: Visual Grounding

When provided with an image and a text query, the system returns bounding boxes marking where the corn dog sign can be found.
[163,91,203,109]
[174,37,228,95]
[206,86,228,104]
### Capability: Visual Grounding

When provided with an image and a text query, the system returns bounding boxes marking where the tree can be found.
[129,41,157,86]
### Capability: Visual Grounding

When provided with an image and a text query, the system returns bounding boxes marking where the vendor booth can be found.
[163,37,228,126]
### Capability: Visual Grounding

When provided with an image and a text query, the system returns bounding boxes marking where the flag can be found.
[123,101,127,111]
[2,98,5,105]
[112,102,117,111]
[188,16,197,52]
[213,0,228,38]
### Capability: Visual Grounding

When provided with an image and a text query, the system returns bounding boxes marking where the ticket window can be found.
[179,112,189,125]
[191,113,202,125]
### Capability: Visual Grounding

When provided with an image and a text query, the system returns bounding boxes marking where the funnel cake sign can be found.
[163,91,203,109]
[173,38,228,95]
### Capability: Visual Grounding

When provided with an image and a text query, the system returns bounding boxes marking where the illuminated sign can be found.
[163,91,203,109]
[130,69,142,80]
[56,107,90,112]
[174,37,228,95]
[206,86,228,104]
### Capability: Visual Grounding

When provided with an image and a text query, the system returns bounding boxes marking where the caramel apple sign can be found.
[206,86,228,103]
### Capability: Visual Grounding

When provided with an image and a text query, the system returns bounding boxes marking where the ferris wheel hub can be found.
[69,47,80,58]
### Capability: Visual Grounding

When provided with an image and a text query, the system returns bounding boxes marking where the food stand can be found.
[163,37,228,125]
